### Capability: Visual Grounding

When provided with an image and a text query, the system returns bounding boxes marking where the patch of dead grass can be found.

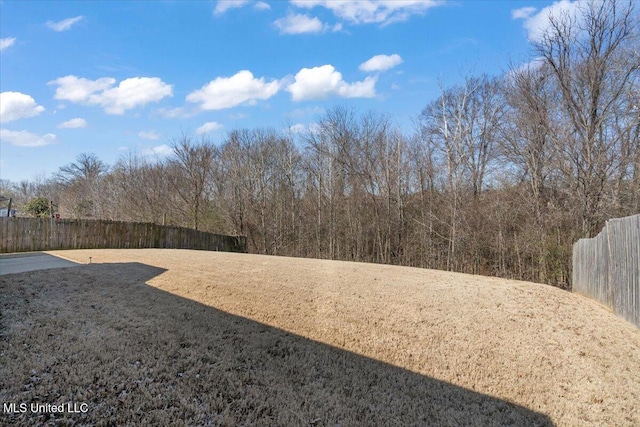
[1,249,639,426]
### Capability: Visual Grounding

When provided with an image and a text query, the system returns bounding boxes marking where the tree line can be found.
[2,0,638,289]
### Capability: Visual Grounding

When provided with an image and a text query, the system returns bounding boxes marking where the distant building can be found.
[0,208,16,217]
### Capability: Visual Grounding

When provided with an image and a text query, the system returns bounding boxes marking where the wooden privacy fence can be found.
[572,214,640,328]
[0,217,247,254]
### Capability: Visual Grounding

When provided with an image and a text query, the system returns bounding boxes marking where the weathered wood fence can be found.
[572,214,640,328]
[0,217,247,254]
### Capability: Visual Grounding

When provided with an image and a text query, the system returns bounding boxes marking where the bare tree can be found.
[110,153,171,223]
[500,63,559,282]
[56,153,107,184]
[168,134,217,231]
[55,153,108,218]
[535,0,640,236]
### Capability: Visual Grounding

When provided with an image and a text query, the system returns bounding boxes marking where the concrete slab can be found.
[0,252,81,275]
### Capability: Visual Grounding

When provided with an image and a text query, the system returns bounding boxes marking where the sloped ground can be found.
[1,249,639,426]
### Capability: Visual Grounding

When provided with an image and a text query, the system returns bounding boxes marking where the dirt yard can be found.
[1,249,639,426]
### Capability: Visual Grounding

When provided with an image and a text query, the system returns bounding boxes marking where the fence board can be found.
[572,214,640,328]
[0,218,246,254]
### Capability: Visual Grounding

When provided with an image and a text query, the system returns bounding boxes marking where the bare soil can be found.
[1,248,639,426]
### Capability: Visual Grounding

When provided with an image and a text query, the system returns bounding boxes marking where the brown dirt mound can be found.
[1,249,639,426]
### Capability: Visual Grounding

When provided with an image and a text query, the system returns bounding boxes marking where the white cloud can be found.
[290,0,441,25]
[359,54,403,72]
[289,122,320,134]
[512,0,581,42]
[97,78,173,114]
[187,70,279,111]
[142,144,173,157]
[49,75,173,115]
[195,121,223,135]
[274,13,326,34]
[46,16,84,32]
[58,118,87,129]
[214,0,250,15]
[138,130,161,140]
[511,6,536,20]
[49,76,115,103]
[214,0,270,14]
[0,129,56,147]
[0,37,16,51]
[289,123,307,134]
[0,92,45,123]
[287,65,377,101]
[255,1,271,11]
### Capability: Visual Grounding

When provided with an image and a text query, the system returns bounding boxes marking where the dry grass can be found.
[1,249,639,426]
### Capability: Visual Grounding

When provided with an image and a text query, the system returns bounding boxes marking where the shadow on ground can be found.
[0,252,80,275]
[0,262,553,426]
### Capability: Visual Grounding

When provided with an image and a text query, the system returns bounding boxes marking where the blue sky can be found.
[0,0,574,183]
